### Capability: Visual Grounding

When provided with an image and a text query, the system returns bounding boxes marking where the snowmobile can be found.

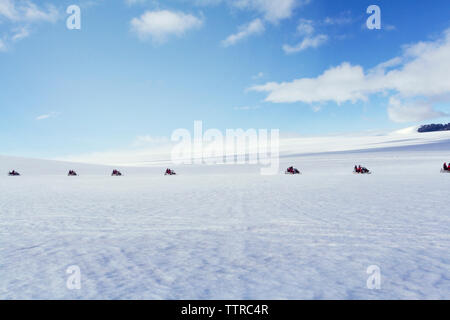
[164,169,176,176]
[111,170,123,176]
[285,166,301,175]
[8,170,20,176]
[440,168,450,173]
[68,170,78,176]
[353,166,371,174]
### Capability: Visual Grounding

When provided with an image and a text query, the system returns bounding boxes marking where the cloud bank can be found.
[250,28,450,122]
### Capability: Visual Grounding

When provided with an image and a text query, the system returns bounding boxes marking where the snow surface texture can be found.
[1,134,450,299]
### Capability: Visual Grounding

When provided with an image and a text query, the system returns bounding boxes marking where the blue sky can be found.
[1,0,450,159]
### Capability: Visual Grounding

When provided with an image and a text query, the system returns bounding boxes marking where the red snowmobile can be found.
[8,170,20,176]
[285,166,301,175]
[111,169,123,176]
[164,168,176,176]
[354,165,371,174]
[68,170,78,176]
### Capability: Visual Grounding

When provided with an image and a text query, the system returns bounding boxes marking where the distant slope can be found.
[0,155,113,175]
[3,127,450,170]
[280,129,450,158]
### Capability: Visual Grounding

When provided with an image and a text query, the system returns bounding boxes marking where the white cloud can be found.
[296,19,314,36]
[11,26,29,41]
[251,62,367,103]
[212,1,310,47]
[252,72,264,79]
[231,0,307,24]
[192,0,309,24]
[36,112,59,121]
[283,18,328,54]
[36,114,51,120]
[0,0,59,50]
[222,18,264,47]
[0,0,59,23]
[0,0,16,20]
[323,11,353,26]
[125,0,147,5]
[251,28,450,122]
[130,10,203,43]
[372,56,403,72]
[282,34,327,54]
[21,2,58,23]
[387,97,448,123]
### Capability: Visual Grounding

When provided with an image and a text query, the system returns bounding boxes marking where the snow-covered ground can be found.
[1,131,450,299]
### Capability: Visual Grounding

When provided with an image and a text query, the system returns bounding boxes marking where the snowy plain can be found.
[0,130,449,299]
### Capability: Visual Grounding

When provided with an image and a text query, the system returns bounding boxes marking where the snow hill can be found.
[55,126,450,167]
[0,129,449,299]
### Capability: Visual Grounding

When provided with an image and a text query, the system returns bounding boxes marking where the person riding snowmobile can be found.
[165,168,176,175]
[112,169,121,176]
[444,163,448,171]
[285,166,300,174]
[354,165,370,174]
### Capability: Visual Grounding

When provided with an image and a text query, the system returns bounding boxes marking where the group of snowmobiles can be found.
[7,163,450,176]
[7,169,178,176]
[284,165,372,175]
[67,169,123,176]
